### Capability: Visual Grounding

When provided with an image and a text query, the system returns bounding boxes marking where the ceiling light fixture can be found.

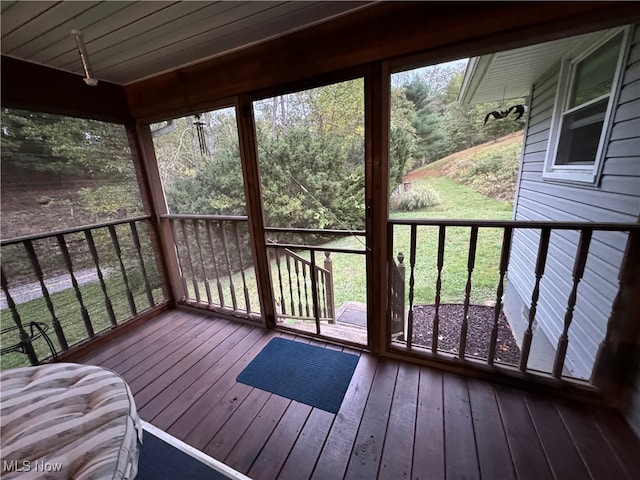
[71,29,98,86]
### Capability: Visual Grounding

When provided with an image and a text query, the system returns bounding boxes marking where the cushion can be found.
[1,363,142,479]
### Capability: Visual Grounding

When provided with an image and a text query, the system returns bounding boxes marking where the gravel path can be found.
[0,268,111,309]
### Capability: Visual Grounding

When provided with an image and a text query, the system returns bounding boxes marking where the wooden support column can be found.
[366,62,391,354]
[236,95,276,328]
[126,123,182,305]
[592,230,640,404]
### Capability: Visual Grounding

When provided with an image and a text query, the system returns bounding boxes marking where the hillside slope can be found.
[404,130,524,202]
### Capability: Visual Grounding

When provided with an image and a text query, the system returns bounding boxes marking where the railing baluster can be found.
[219,221,237,311]
[1,267,40,364]
[286,254,296,315]
[205,220,225,307]
[171,219,189,300]
[275,249,286,315]
[519,228,551,371]
[488,227,513,365]
[319,267,327,319]
[302,261,310,318]
[130,221,155,308]
[233,222,251,313]
[432,226,446,353]
[553,229,592,378]
[294,257,303,317]
[459,226,478,359]
[310,251,321,334]
[56,234,93,337]
[23,240,68,350]
[407,225,417,350]
[180,219,200,303]
[84,229,117,326]
[324,252,335,322]
[192,220,212,305]
[108,225,137,316]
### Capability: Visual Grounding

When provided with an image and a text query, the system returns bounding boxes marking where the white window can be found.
[544,28,630,184]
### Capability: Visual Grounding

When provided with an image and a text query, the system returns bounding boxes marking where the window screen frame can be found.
[543,27,631,186]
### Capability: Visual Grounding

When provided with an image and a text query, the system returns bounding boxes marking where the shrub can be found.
[396,186,441,211]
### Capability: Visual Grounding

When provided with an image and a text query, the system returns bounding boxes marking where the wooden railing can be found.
[269,246,335,323]
[166,215,260,320]
[1,217,164,366]
[388,219,639,385]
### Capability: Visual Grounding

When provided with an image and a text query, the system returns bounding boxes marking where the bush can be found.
[395,186,441,211]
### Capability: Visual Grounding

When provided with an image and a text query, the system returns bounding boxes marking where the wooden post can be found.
[324,251,336,323]
[432,226,446,353]
[591,230,640,402]
[367,62,391,354]
[406,225,418,350]
[126,123,183,306]
[396,252,406,339]
[236,95,276,328]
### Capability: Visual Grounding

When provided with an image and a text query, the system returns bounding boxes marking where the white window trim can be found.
[543,26,631,186]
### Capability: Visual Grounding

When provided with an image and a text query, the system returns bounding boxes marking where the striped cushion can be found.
[1,363,142,480]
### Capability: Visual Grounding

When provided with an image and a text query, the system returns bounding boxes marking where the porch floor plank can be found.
[77,309,640,480]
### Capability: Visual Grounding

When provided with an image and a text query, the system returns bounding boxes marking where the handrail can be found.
[264,227,366,236]
[389,218,640,231]
[267,243,366,255]
[161,214,248,222]
[275,247,330,275]
[1,216,151,246]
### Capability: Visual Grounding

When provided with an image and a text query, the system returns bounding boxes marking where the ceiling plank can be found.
[66,1,260,73]
[2,1,96,52]
[54,1,238,71]
[1,2,18,14]
[1,1,58,38]
[103,2,321,82]
[126,1,640,120]
[1,55,130,122]
[35,1,178,64]
[7,1,135,59]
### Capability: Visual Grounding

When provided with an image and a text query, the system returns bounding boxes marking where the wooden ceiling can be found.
[0,1,371,85]
[2,2,639,123]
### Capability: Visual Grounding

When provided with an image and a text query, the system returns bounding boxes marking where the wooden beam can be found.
[236,95,275,328]
[126,123,183,306]
[366,63,391,354]
[126,2,639,120]
[1,55,130,122]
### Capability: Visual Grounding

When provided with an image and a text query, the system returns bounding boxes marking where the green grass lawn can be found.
[1,176,513,367]
[182,175,514,316]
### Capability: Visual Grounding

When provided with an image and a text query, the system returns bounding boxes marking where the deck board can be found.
[77,309,640,480]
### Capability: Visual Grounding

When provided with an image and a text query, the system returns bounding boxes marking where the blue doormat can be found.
[137,428,237,480]
[236,337,359,413]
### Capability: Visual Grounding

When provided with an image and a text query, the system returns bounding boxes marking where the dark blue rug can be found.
[236,337,359,413]
[137,429,232,480]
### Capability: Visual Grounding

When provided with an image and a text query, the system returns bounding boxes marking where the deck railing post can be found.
[519,228,550,371]
[552,229,592,378]
[324,252,336,323]
[592,230,640,399]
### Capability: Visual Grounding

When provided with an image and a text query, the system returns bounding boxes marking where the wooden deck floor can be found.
[80,309,640,480]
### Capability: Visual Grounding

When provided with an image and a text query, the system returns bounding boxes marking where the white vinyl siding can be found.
[508,25,640,382]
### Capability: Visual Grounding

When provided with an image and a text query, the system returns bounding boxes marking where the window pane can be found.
[151,108,246,215]
[556,99,607,165]
[569,33,622,109]
[1,108,144,239]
